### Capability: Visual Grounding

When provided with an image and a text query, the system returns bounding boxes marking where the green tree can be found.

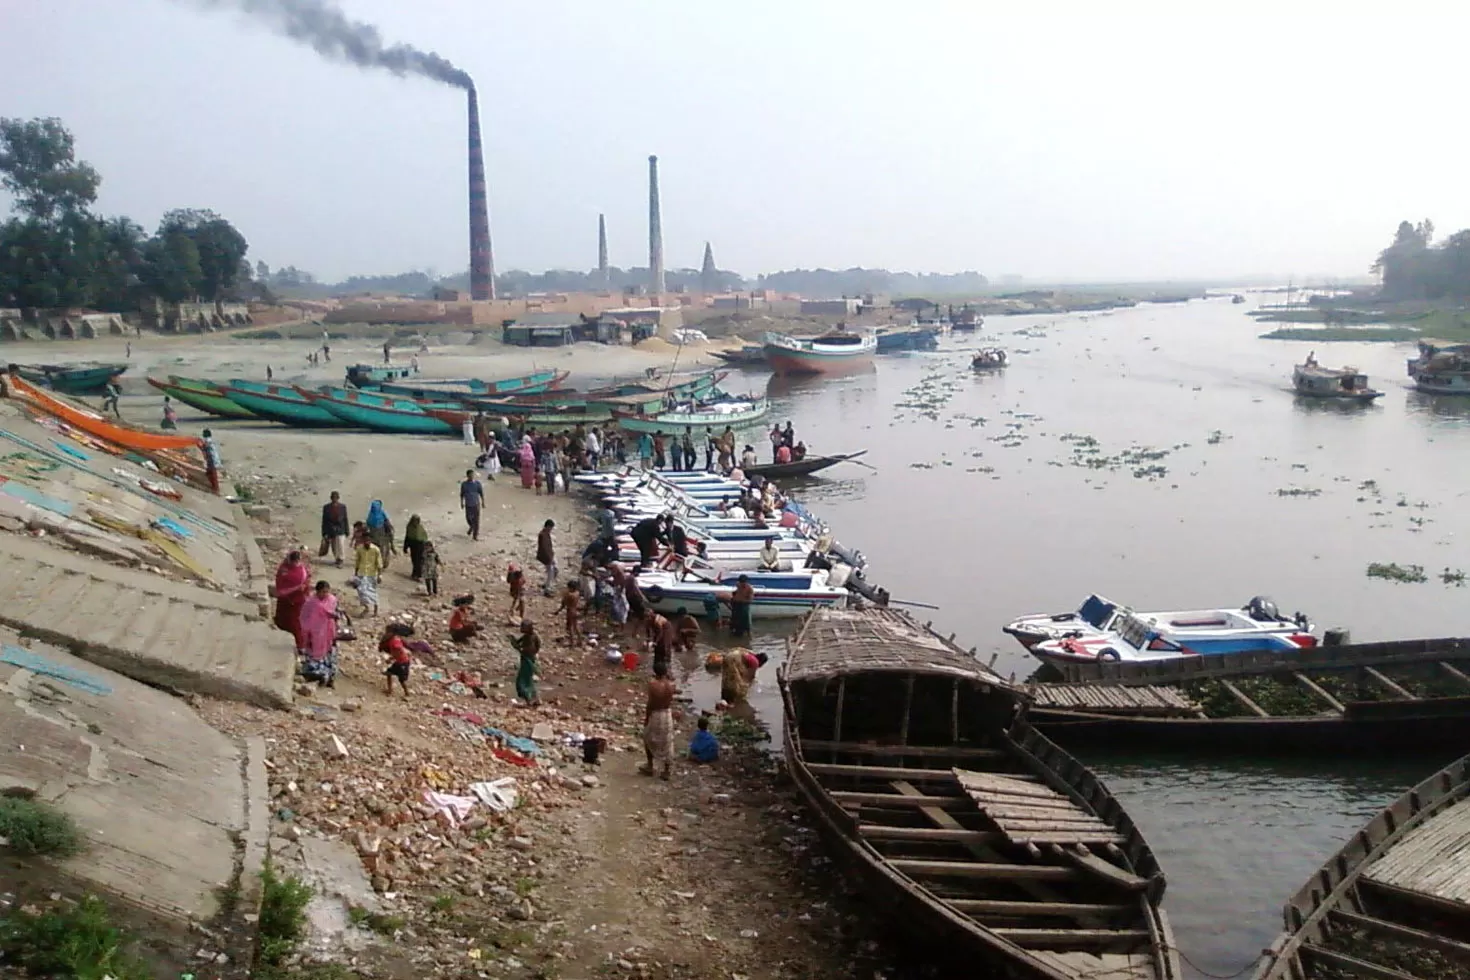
[156,209,248,302]
[0,117,101,221]
[140,231,203,304]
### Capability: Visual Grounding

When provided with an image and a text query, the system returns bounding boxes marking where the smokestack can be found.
[597,213,609,286]
[648,155,664,297]
[467,86,495,301]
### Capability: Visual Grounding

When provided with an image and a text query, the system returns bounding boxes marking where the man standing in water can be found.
[642,662,676,780]
[460,469,484,541]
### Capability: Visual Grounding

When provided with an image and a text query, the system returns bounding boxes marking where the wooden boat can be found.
[146,376,257,420]
[741,450,868,479]
[1292,360,1382,401]
[876,325,941,353]
[974,348,1009,370]
[14,363,128,396]
[763,330,876,376]
[373,368,569,400]
[611,395,769,434]
[710,345,769,366]
[471,370,727,415]
[2,372,203,454]
[953,308,984,331]
[1254,753,1470,980]
[345,364,414,388]
[782,607,1180,980]
[305,386,461,435]
[1407,341,1470,395]
[217,381,347,427]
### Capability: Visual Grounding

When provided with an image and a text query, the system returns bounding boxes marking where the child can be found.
[380,625,412,698]
[421,542,440,596]
[689,715,719,763]
[449,594,481,643]
[506,562,526,624]
[555,580,582,644]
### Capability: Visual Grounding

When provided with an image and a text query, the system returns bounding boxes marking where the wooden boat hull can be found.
[611,396,770,434]
[3,372,202,453]
[876,327,940,353]
[307,388,458,435]
[764,344,875,376]
[345,364,414,388]
[219,383,347,427]
[15,363,127,395]
[374,368,569,400]
[741,450,868,479]
[709,347,769,366]
[147,376,257,419]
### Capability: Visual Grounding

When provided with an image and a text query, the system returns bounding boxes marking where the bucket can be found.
[621,650,640,672]
[582,737,607,764]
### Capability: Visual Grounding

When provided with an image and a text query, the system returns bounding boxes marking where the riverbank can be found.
[1254,303,1470,343]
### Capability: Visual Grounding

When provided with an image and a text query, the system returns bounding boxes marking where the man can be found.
[717,426,735,471]
[320,491,350,568]
[629,514,667,569]
[740,445,758,470]
[642,662,677,781]
[637,431,653,470]
[536,519,558,595]
[704,428,717,472]
[598,503,618,545]
[201,428,223,494]
[757,535,782,572]
[382,340,391,364]
[101,380,121,417]
[728,574,755,638]
[585,426,601,470]
[674,606,700,653]
[652,431,667,470]
[769,424,783,462]
[681,427,696,472]
[782,421,795,449]
[667,517,690,559]
[460,469,484,540]
[648,610,676,673]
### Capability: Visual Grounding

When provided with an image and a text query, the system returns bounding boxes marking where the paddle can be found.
[885,598,940,610]
[849,458,879,472]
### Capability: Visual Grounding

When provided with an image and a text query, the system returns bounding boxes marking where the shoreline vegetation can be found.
[1254,305,1470,344]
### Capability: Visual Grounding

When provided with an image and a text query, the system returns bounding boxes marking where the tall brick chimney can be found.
[467,85,495,301]
[597,213,609,287]
[648,155,664,297]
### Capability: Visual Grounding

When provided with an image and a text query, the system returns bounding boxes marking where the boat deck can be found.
[1029,684,1198,717]
[955,770,1129,847]
[1363,797,1470,908]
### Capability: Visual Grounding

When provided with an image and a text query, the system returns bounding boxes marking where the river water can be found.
[679,295,1470,978]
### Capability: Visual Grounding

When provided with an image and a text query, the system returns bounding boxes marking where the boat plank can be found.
[993,928,1151,948]
[1364,666,1418,700]
[952,771,1070,801]
[1328,909,1470,963]
[857,826,999,844]
[805,763,962,782]
[1006,831,1130,846]
[948,900,1132,918]
[1439,661,1470,690]
[1048,845,1150,893]
[1293,671,1346,713]
[829,790,969,809]
[1303,945,1426,980]
[800,740,1006,760]
[888,859,1078,881]
[1362,798,1470,904]
[1220,678,1271,717]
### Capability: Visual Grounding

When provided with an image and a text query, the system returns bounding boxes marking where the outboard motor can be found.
[1245,596,1280,622]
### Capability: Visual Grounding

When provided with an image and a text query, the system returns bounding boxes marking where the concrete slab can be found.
[0,534,295,708]
[0,628,246,923]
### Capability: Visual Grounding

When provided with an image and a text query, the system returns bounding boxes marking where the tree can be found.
[0,117,100,222]
[140,231,203,304]
[255,260,271,282]
[156,209,249,302]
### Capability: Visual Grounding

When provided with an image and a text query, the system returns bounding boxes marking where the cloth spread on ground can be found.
[0,644,113,696]
[422,790,477,827]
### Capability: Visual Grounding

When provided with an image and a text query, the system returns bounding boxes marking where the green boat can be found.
[307,386,460,435]
[146,375,257,419]
[218,380,347,427]
[16,363,127,396]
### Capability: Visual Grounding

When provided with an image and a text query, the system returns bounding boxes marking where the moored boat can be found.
[952,308,984,331]
[1407,340,1470,395]
[346,364,414,388]
[710,345,769,367]
[374,368,569,400]
[146,375,257,419]
[1005,595,1310,652]
[611,394,770,434]
[3,371,203,454]
[782,607,1180,980]
[741,450,869,480]
[14,362,127,395]
[633,565,848,619]
[763,330,876,376]
[218,381,347,427]
[1253,753,1470,980]
[973,348,1009,370]
[876,325,941,353]
[305,386,461,435]
[1292,358,1382,401]
[1029,608,1315,669]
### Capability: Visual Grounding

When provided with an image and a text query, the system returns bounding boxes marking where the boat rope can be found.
[1173,946,1264,980]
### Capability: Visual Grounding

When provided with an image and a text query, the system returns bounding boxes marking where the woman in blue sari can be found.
[365,500,396,571]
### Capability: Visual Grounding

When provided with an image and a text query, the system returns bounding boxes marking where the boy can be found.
[421,542,440,596]
[506,562,526,624]
[689,715,719,763]
[381,627,412,698]
[555,580,582,644]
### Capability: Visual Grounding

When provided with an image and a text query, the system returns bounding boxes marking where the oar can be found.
[885,597,940,610]
[849,458,879,472]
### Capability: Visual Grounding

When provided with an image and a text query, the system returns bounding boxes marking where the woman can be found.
[365,500,395,570]
[403,515,429,581]
[518,436,537,490]
[511,619,541,705]
[298,581,340,686]
[273,551,311,652]
[160,396,178,430]
[353,526,383,616]
[720,648,761,703]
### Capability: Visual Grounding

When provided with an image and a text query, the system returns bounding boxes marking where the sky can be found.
[2,0,1467,283]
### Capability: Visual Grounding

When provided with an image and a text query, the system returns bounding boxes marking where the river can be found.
[680,294,1470,978]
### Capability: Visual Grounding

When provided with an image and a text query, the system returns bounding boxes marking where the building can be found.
[799,298,861,315]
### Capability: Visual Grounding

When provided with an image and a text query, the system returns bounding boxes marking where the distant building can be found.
[799,298,861,315]
[433,286,466,302]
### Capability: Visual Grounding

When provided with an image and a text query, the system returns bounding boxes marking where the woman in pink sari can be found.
[298,581,340,687]
[273,551,311,652]
[518,436,537,490]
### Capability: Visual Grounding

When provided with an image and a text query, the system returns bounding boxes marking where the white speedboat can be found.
[633,561,849,619]
[1005,594,1311,651]
[1028,605,1317,668]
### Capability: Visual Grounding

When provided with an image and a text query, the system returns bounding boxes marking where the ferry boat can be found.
[1292,358,1382,401]
[1407,340,1470,394]
[763,330,876,376]
[1028,605,1316,669]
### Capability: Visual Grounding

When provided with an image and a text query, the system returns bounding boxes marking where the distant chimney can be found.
[700,241,717,294]
[467,86,495,301]
[648,155,664,297]
[597,213,609,287]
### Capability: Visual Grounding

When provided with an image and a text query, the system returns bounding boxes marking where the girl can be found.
[506,562,526,624]
[403,515,429,580]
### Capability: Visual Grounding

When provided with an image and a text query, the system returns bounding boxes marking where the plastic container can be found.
[621,650,641,672]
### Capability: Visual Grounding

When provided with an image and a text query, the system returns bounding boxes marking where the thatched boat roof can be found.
[785,608,1002,684]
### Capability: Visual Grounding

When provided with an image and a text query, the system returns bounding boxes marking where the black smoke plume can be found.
[182,0,471,88]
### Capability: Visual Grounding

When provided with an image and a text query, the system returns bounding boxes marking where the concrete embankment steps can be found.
[0,534,294,708]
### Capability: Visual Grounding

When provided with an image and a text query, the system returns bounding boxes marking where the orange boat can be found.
[3,371,203,453]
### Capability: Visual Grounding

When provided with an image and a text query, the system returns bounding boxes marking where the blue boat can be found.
[374,368,570,401]
[306,387,460,435]
[219,380,347,427]
[875,326,940,353]
[16,363,127,395]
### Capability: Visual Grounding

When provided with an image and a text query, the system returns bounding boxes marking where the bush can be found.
[0,796,85,857]
[0,895,150,980]
[258,865,312,968]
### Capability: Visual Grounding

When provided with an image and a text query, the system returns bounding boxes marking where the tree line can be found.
[1373,219,1470,301]
[0,117,252,311]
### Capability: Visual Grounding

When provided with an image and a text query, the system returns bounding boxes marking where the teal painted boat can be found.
[16,363,127,395]
[219,380,347,427]
[472,370,727,414]
[146,375,257,419]
[612,394,770,434]
[307,387,460,435]
[346,364,415,388]
[375,368,570,400]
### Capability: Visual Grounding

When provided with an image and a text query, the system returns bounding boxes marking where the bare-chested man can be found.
[642,663,677,780]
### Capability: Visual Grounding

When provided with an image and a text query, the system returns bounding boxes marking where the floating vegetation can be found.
[1133,465,1168,480]
[1443,568,1467,586]
[909,462,934,470]
[1207,430,1226,445]
[1367,562,1428,584]
[1275,487,1322,497]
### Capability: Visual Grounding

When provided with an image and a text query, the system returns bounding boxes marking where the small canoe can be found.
[1255,753,1470,980]
[374,368,569,400]
[218,381,347,427]
[306,386,459,435]
[15,363,127,395]
[611,395,770,434]
[742,450,868,479]
[3,372,203,453]
[710,346,769,366]
[783,607,1180,980]
[146,376,257,419]
[345,364,415,388]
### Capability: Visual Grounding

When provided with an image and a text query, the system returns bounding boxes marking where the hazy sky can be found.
[3,1,1466,282]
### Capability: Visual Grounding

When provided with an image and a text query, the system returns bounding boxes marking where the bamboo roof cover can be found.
[785,608,1002,684]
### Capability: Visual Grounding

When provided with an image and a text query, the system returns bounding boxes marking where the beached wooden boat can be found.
[345,364,414,388]
[14,363,128,396]
[764,331,876,376]
[305,386,461,435]
[710,345,769,366]
[218,381,347,428]
[146,375,257,420]
[1254,753,1470,980]
[611,395,769,434]
[1293,360,1383,401]
[470,370,727,415]
[782,607,1180,980]
[742,450,868,479]
[373,368,569,400]
[3,372,203,454]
